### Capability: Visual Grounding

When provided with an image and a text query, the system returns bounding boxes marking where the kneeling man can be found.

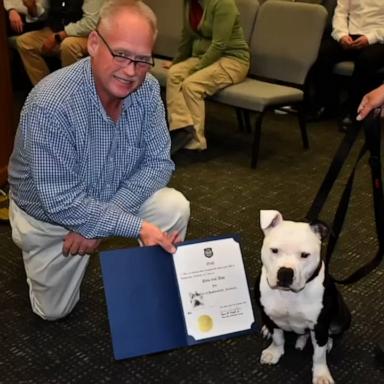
[8,0,190,321]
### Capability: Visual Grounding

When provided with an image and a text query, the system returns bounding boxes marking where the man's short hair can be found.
[97,0,158,39]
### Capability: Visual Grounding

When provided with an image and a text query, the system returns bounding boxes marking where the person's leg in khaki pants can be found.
[17,31,89,85]
[16,27,53,85]
[167,57,249,151]
[60,36,89,66]
[167,57,199,131]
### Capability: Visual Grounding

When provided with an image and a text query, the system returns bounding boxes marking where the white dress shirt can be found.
[331,0,384,44]
[3,0,48,22]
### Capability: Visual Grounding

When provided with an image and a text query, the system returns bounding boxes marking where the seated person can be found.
[310,0,384,130]
[4,0,47,36]
[8,0,190,321]
[304,0,337,114]
[164,0,250,154]
[16,0,104,85]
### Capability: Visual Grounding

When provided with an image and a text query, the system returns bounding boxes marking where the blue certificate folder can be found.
[99,235,256,360]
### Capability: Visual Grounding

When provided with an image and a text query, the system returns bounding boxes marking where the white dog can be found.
[255,210,351,384]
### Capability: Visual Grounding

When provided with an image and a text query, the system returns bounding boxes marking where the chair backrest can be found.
[144,0,183,58]
[235,0,260,44]
[249,0,327,85]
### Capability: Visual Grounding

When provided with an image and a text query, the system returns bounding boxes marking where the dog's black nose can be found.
[277,267,294,287]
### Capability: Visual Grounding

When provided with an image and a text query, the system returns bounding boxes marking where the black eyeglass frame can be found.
[95,29,155,69]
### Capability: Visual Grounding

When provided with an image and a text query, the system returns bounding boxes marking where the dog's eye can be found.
[271,248,279,254]
[301,252,310,258]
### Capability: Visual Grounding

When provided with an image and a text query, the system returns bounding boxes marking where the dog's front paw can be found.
[312,366,335,384]
[260,344,284,365]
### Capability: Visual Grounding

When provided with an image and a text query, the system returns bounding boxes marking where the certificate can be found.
[173,238,254,340]
[100,235,256,360]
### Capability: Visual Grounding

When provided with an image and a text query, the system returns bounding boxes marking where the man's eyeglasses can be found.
[95,29,154,69]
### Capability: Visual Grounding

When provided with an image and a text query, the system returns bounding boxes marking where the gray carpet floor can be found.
[1,100,383,383]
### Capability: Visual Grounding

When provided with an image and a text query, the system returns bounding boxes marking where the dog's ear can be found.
[309,220,329,241]
[260,210,283,233]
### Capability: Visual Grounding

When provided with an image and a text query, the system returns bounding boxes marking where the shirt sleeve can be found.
[23,104,143,240]
[4,0,25,13]
[4,0,16,12]
[110,79,175,214]
[331,0,350,42]
[5,0,47,20]
[64,0,103,37]
[365,29,384,45]
[25,0,48,23]
[173,25,194,64]
[194,0,238,71]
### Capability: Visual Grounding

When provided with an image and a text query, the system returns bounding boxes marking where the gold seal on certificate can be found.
[198,315,213,332]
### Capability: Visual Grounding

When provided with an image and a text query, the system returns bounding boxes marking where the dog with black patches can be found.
[255,210,351,384]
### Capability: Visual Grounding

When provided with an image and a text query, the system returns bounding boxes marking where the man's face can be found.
[89,10,154,103]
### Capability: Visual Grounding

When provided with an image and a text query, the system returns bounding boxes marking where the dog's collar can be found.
[306,259,323,283]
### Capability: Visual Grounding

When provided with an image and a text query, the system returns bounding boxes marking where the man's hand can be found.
[357,84,384,121]
[351,35,369,50]
[339,35,354,50]
[22,0,38,17]
[139,221,181,253]
[41,34,58,55]
[63,231,102,256]
[9,10,24,34]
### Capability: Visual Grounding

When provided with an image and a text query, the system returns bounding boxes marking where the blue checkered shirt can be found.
[8,58,174,239]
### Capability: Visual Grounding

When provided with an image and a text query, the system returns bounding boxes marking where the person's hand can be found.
[22,0,38,17]
[41,34,58,55]
[63,231,102,256]
[9,10,24,34]
[351,35,369,50]
[139,221,181,253]
[162,61,172,69]
[339,35,354,50]
[356,84,384,121]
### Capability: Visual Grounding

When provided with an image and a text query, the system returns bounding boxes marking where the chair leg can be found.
[235,108,245,132]
[297,104,309,149]
[251,111,265,168]
[244,110,251,133]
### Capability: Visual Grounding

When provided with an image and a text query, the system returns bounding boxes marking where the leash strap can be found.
[306,122,362,222]
[306,111,384,284]
[325,141,367,276]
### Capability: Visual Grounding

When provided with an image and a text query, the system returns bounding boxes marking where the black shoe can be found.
[338,114,354,133]
[305,106,337,122]
[178,148,209,162]
[170,126,194,155]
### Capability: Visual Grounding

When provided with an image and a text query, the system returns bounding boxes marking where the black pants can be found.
[311,36,384,116]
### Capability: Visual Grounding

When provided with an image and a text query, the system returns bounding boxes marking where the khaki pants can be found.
[9,188,190,320]
[166,57,249,150]
[16,27,88,85]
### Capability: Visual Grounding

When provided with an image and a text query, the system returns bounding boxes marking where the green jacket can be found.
[173,0,250,71]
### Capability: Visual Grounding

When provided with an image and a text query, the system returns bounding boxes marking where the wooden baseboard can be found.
[0,165,8,187]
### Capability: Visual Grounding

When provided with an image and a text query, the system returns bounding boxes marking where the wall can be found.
[0,5,15,186]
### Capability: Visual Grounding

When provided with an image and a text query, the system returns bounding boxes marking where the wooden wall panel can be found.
[0,6,15,186]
